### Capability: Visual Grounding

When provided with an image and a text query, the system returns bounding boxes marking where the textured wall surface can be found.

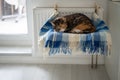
[105,2,120,80]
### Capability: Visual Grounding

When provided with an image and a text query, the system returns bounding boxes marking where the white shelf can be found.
[0,46,32,55]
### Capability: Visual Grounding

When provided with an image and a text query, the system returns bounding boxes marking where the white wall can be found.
[118,55,120,80]
[105,2,120,80]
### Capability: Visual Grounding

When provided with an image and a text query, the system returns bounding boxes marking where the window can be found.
[0,0,32,46]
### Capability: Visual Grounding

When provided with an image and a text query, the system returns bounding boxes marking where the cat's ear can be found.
[55,17,66,22]
[55,17,62,20]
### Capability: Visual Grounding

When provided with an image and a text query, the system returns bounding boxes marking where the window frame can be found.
[0,0,33,46]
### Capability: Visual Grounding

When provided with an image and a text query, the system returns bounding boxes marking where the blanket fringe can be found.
[49,48,72,55]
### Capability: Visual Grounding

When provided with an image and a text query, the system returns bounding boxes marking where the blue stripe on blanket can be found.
[79,32,108,55]
[92,32,101,53]
[92,18,109,32]
[60,33,72,54]
[45,29,54,48]
[45,29,63,48]
[45,30,72,55]
[39,21,53,36]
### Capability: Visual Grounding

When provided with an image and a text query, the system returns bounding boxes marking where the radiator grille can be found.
[33,8,95,30]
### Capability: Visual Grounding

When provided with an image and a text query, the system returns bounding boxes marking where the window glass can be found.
[0,0,28,34]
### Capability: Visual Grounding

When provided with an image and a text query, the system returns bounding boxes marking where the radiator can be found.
[32,7,104,65]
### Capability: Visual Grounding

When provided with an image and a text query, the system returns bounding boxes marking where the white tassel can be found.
[106,32,112,55]
[68,34,79,49]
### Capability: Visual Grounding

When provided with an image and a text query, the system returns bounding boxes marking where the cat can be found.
[51,13,96,34]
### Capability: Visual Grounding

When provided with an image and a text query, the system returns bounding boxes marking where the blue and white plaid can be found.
[39,13,112,55]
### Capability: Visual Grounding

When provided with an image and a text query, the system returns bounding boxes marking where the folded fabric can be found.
[39,13,112,55]
[39,10,59,36]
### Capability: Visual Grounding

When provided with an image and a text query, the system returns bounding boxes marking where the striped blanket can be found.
[39,13,112,56]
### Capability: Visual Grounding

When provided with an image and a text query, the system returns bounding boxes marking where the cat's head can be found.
[51,17,67,32]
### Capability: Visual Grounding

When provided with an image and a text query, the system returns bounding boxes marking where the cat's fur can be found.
[51,13,96,34]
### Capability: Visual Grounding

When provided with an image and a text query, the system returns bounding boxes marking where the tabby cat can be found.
[51,13,96,34]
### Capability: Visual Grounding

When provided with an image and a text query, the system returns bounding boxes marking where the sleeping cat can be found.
[51,13,96,34]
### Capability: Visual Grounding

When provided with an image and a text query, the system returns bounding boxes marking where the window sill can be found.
[0,46,32,56]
